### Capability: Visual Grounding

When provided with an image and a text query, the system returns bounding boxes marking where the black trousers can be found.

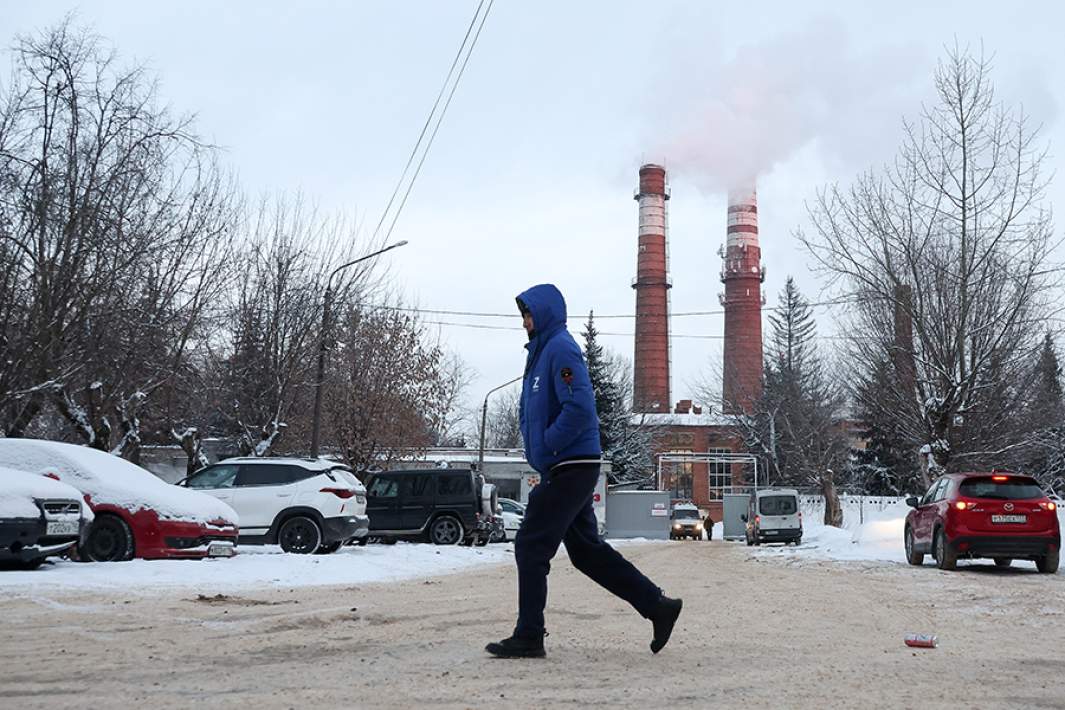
[513,462,662,637]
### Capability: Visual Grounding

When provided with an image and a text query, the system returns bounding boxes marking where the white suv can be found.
[182,458,368,554]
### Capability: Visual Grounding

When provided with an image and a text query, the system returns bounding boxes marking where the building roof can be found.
[630,412,741,427]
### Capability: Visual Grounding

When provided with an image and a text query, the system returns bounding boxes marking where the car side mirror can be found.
[740,514,748,522]
[906,496,919,508]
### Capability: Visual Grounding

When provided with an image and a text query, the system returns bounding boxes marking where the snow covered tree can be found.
[848,357,922,495]
[0,20,236,458]
[800,47,1058,483]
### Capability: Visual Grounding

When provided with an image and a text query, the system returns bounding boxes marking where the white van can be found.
[743,488,802,546]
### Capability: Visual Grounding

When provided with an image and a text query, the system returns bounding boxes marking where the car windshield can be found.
[672,508,700,520]
[759,495,798,515]
[959,476,1044,500]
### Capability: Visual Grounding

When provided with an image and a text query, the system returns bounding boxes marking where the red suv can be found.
[904,472,1060,573]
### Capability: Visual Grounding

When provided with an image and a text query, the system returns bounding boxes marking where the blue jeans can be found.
[514,463,662,637]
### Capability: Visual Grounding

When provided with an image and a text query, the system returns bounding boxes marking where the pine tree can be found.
[581,311,619,451]
[581,311,657,483]
[767,277,817,385]
[1021,333,1065,490]
[756,278,848,525]
[1031,333,1064,423]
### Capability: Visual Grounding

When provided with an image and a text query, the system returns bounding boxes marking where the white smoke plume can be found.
[656,19,929,193]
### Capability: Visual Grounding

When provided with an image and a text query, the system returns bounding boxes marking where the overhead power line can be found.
[371,0,494,244]
[372,296,861,321]
[418,319,870,341]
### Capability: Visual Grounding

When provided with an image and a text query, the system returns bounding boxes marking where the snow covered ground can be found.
[0,542,514,593]
[0,538,659,593]
[751,495,1065,572]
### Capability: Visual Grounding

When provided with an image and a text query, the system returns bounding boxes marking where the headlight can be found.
[695,523,703,530]
[673,524,681,530]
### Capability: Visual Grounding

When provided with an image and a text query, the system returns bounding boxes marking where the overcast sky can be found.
[4,1,1064,418]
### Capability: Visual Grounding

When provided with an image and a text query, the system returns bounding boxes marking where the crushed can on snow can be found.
[904,633,938,648]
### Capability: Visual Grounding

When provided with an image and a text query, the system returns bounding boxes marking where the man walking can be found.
[485,283,682,659]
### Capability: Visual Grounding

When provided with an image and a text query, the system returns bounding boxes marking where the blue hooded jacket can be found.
[516,284,602,474]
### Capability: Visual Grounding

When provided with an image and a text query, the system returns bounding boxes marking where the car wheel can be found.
[904,527,924,566]
[1037,548,1059,574]
[993,557,1012,568]
[934,528,956,571]
[82,514,135,562]
[315,541,342,555]
[278,516,322,554]
[19,557,46,570]
[429,515,463,545]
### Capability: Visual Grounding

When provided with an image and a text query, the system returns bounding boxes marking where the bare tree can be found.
[483,386,522,449]
[206,194,385,459]
[0,20,237,458]
[800,46,1059,486]
[326,303,454,471]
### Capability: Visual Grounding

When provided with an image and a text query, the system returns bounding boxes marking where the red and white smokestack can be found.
[632,164,671,413]
[720,185,764,414]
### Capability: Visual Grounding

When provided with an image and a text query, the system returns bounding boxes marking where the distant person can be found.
[703,513,714,540]
[485,283,682,659]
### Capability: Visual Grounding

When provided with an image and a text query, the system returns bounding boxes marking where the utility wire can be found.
[370,296,861,320]
[378,0,494,245]
[418,319,874,341]
[370,0,492,243]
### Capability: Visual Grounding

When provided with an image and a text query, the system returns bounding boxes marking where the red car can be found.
[904,472,1060,573]
[0,439,238,561]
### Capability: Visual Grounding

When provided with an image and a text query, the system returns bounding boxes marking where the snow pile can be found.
[0,542,518,592]
[0,538,659,592]
[0,439,237,525]
[0,466,92,520]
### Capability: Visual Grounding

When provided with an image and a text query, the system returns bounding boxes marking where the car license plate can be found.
[207,542,236,557]
[991,514,1027,524]
[46,521,79,536]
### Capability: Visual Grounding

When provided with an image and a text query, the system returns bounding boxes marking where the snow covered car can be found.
[182,458,368,554]
[670,503,705,540]
[0,439,238,562]
[0,467,93,569]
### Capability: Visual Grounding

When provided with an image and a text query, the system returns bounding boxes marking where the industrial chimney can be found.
[632,164,671,413]
[720,185,764,414]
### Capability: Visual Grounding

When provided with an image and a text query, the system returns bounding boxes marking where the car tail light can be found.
[992,475,1008,481]
[320,487,355,499]
[755,515,761,525]
[954,501,975,510]
[1040,501,1057,511]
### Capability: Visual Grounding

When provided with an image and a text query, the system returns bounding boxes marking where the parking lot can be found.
[4,540,1065,709]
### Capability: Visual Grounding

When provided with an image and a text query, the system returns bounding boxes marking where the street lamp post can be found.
[477,375,523,474]
[309,240,408,459]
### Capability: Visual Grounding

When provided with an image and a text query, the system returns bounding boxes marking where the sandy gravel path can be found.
[3,541,1065,709]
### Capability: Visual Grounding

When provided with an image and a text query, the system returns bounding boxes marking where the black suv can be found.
[364,468,496,545]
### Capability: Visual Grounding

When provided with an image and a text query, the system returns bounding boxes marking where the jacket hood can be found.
[516,284,567,336]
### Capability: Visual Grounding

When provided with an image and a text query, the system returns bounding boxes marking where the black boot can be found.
[485,632,546,658]
[649,596,683,654]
